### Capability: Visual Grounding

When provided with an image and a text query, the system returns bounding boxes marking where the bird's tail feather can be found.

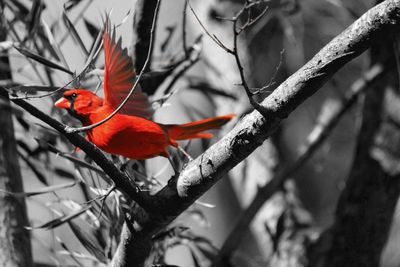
[167,114,235,141]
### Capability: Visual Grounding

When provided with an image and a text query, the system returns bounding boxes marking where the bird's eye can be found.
[71,93,77,98]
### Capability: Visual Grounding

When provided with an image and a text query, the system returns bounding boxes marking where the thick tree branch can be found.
[212,63,386,267]
[4,1,400,266]
[110,1,400,266]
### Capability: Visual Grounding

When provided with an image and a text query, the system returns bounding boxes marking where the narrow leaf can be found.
[54,167,76,180]
[0,181,77,197]
[45,143,106,176]
[68,221,107,263]
[56,236,85,267]
[188,246,202,267]
[189,81,238,100]
[14,46,73,75]
[27,0,43,35]
[26,205,91,230]
[62,10,89,56]
[42,20,69,66]
[83,18,100,39]
[10,85,60,93]
[18,151,48,185]
[64,0,83,11]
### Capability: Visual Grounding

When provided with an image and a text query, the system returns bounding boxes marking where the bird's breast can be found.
[86,113,171,159]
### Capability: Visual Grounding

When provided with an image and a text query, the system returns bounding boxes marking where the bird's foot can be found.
[177,145,193,161]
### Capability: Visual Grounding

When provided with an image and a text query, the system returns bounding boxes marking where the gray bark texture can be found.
[5,1,400,266]
[109,1,400,266]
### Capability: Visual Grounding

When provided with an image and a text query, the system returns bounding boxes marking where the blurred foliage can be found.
[1,0,396,266]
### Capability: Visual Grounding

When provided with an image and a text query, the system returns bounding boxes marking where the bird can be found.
[54,22,234,161]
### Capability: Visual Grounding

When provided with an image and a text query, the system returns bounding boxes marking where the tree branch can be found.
[1,89,151,211]
[212,63,386,267]
[110,1,400,266]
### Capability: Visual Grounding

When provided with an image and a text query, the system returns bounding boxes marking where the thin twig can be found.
[163,36,202,95]
[187,0,233,53]
[210,63,385,266]
[1,86,153,210]
[6,19,46,85]
[231,3,270,115]
[96,185,117,220]
[238,1,269,34]
[189,0,273,115]
[10,26,104,100]
[251,48,285,94]
[58,0,94,46]
[65,0,161,134]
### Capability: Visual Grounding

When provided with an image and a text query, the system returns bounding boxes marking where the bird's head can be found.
[55,89,103,120]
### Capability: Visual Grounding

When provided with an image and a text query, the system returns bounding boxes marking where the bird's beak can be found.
[54,97,71,109]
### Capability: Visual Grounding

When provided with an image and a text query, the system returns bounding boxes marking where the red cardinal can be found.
[55,24,234,160]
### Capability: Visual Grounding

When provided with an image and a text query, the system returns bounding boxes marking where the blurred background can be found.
[3,0,400,266]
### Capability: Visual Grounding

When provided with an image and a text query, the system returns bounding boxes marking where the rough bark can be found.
[189,0,276,264]
[5,1,400,266]
[109,1,400,266]
[0,28,33,266]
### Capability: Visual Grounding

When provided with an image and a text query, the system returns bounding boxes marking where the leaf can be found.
[188,246,202,267]
[54,167,76,180]
[15,114,30,131]
[26,205,91,230]
[140,63,182,96]
[160,25,177,52]
[117,9,131,26]
[55,236,85,267]
[27,0,43,35]
[64,0,83,11]
[7,0,30,16]
[68,220,107,263]
[18,151,48,185]
[83,18,100,39]
[44,143,107,177]
[41,20,68,65]
[62,9,89,56]
[275,210,286,242]
[10,85,61,93]
[14,46,74,75]
[0,181,77,197]
[151,91,175,110]
[188,80,238,100]
[194,200,215,208]
[194,242,217,261]
[67,22,103,81]
[17,140,33,154]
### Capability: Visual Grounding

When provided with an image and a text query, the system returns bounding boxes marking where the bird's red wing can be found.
[103,24,153,118]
